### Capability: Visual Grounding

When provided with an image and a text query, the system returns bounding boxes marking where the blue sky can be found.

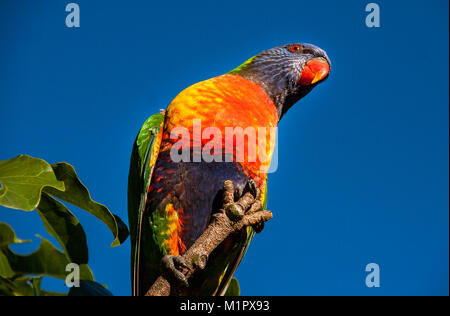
[0,0,448,296]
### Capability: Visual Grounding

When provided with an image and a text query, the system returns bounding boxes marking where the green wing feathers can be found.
[128,112,165,296]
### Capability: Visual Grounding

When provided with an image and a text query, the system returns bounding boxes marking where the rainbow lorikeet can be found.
[128,43,330,296]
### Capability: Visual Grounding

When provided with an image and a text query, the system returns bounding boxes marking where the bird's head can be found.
[229,43,331,119]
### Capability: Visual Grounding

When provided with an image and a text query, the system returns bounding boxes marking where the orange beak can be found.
[299,58,330,85]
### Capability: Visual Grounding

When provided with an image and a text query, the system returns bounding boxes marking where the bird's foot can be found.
[161,255,189,288]
[223,179,265,233]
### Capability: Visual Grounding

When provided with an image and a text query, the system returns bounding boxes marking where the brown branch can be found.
[145,180,272,296]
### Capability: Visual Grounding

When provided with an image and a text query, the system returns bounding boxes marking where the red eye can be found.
[289,44,302,53]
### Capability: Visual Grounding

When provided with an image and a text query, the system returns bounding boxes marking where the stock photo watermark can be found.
[365,3,381,28]
[365,263,381,288]
[169,119,278,173]
[65,263,80,288]
[65,3,80,28]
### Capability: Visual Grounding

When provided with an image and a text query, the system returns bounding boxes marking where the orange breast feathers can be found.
[160,74,279,182]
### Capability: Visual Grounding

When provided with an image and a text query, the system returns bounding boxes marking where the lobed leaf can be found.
[0,251,14,278]
[36,193,89,265]
[44,162,129,247]
[0,222,30,248]
[0,155,129,248]
[0,276,66,296]
[0,224,91,296]
[0,155,65,211]
[3,235,94,281]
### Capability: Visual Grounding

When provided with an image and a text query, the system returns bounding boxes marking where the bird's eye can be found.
[288,44,302,53]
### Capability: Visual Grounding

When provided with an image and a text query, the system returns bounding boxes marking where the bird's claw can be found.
[223,179,264,232]
[161,255,189,288]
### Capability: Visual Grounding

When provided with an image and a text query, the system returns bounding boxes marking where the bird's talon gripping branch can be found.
[246,179,259,199]
[226,203,245,221]
[224,179,262,227]
[161,255,189,288]
[248,199,264,233]
[146,180,273,296]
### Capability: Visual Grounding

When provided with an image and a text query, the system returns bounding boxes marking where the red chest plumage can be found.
[162,74,279,181]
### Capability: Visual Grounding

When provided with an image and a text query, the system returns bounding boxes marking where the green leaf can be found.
[44,163,129,247]
[3,235,94,281]
[30,276,42,296]
[0,251,14,278]
[0,276,34,296]
[0,156,128,247]
[0,276,66,296]
[39,289,67,296]
[36,193,88,265]
[0,155,65,211]
[224,277,240,296]
[0,222,30,248]
[68,280,113,296]
[0,224,87,296]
